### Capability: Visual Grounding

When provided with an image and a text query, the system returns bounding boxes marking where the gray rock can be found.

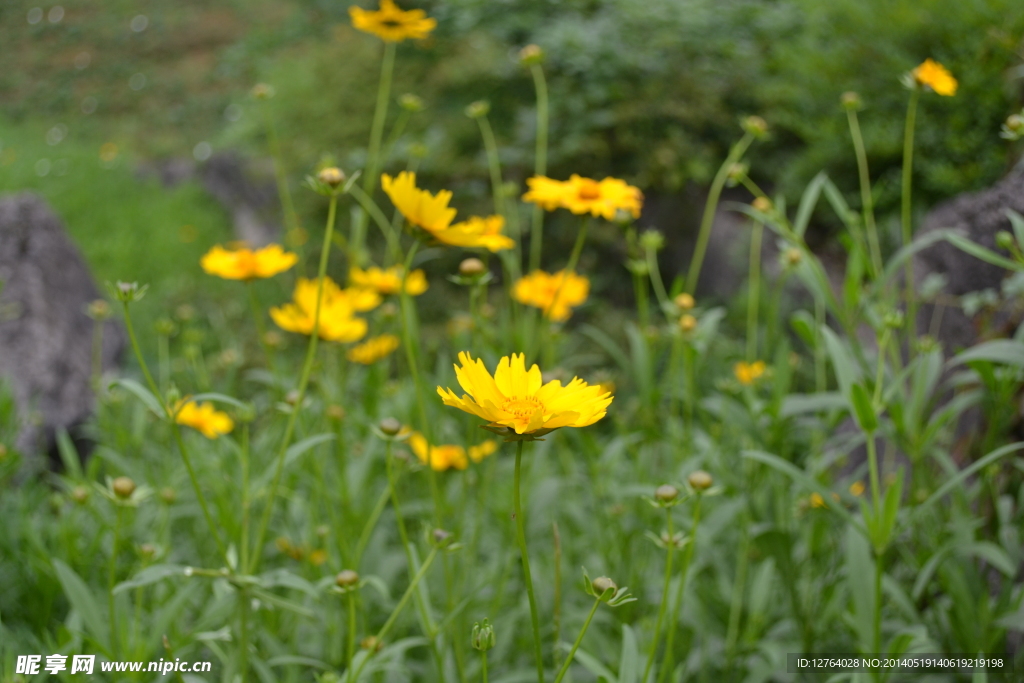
[198,152,282,247]
[0,193,125,474]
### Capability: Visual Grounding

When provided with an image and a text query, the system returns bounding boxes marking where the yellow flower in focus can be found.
[513,270,589,322]
[382,171,457,234]
[200,243,298,280]
[733,360,766,386]
[407,432,498,471]
[349,0,436,42]
[809,492,826,509]
[270,277,368,343]
[849,481,865,497]
[347,334,400,364]
[523,175,643,220]
[912,59,957,96]
[174,400,234,439]
[434,215,515,252]
[437,352,613,438]
[350,265,428,296]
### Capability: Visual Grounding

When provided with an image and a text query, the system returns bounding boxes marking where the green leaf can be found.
[1008,209,1024,250]
[113,564,187,594]
[55,428,84,479]
[109,378,165,418]
[822,325,860,401]
[618,624,639,683]
[181,392,251,412]
[581,324,631,376]
[53,559,109,651]
[570,646,618,683]
[844,525,875,654]
[915,442,1024,517]
[941,231,1021,271]
[949,339,1024,368]
[780,392,846,417]
[879,469,904,549]
[794,171,828,238]
[849,382,877,433]
[962,542,1016,577]
[789,310,817,348]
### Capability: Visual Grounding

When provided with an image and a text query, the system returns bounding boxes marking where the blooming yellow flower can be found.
[200,243,297,280]
[270,277,368,343]
[382,171,457,234]
[434,215,515,252]
[346,334,400,364]
[437,352,613,438]
[523,175,643,220]
[912,59,957,96]
[513,270,589,322]
[174,400,234,439]
[407,431,498,471]
[733,360,766,385]
[350,265,428,296]
[849,481,865,497]
[348,0,436,42]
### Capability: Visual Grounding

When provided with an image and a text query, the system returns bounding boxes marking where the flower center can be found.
[577,182,601,200]
[380,18,402,27]
[502,396,544,418]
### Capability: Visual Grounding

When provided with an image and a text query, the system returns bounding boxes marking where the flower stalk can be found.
[514,440,545,683]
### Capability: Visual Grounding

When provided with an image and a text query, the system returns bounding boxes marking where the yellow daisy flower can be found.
[174,400,234,439]
[513,270,589,322]
[407,431,498,471]
[523,175,643,220]
[348,0,436,43]
[200,243,297,280]
[437,352,613,438]
[433,215,515,252]
[350,265,428,296]
[522,176,570,211]
[270,277,368,343]
[382,171,457,234]
[733,360,766,386]
[912,59,957,96]
[346,334,401,364]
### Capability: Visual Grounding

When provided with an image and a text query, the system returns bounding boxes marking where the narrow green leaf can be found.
[949,339,1024,368]
[619,624,639,683]
[794,171,828,238]
[109,378,165,418]
[915,442,1024,517]
[113,564,187,594]
[849,382,877,433]
[53,559,109,650]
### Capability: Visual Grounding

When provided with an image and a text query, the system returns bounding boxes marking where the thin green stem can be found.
[240,424,251,575]
[347,592,357,671]
[108,506,123,658]
[349,184,401,267]
[642,508,676,683]
[514,440,545,683]
[238,587,249,683]
[872,330,890,409]
[846,109,883,278]
[246,282,276,372]
[481,651,488,683]
[746,221,763,361]
[866,432,882,525]
[658,495,702,683]
[477,115,506,220]
[250,192,339,574]
[724,520,749,666]
[528,63,549,274]
[645,246,671,319]
[121,301,161,402]
[552,522,563,670]
[686,133,754,294]
[172,425,231,566]
[552,597,602,683]
[354,487,391,567]
[901,89,920,348]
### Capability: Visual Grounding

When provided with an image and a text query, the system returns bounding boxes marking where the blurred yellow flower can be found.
[200,243,297,280]
[350,265,428,295]
[523,174,643,220]
[733,360,766,385]
[912,59,957,96]
[437,352,613,438]
[809,492,826,509]
[174,400,234,439]
[513,270,589,322]
[382,171,456,234]
[674,293,695,310]
[347,334,400,364]
[407,431,498,471]
[434,215,515,252]
[349,0,436,42]
[849,481,865,497]
[270,277,368,343]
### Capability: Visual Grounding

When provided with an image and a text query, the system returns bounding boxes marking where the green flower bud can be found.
[655,484,679,503]
[841,91,862,110]
[335,570,360,588]
[399,94,425,112]
[379,417,402,436]
[471,619,496,651]
[687,470,713,491]
[465,100,490,119]
[519,44,545,66]
[113,476,136,499]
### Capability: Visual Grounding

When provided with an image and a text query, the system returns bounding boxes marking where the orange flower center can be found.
[502,396,544,417]
[381,18,402,27]
[577,182,601,200]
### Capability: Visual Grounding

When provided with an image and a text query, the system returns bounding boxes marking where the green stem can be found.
[724,520,749,665]
[250,192,339,574]
[846,109,883,278]
[481,651,488,683]
[552,522,563,670]
[121,301,161,403]
[246,282,276,372]
[238,587,249,683]
[347,592,357,671]
[553,597,602,683]
[477,115,507,220]
[172,425,231,566]
[240,424,251,575]
[746,221,763,361]
[866,432,882,526]
[528,63,549,274]
[658,495,702,683]
[645,246,671,319]
[349,184,401,267]
[686,133,754,294]
[108,506,123,658]
[642,508,676,683]
[354,486,391,567]
[514,440,545,683]
[901,89,920,348]
[872,330,890,409]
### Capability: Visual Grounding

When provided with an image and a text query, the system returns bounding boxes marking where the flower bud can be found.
[784,247,803,267]
[741,115,769,139]
[71,485,90,505]
[519,44,545,66]
[139,543,158,561]
[1003,113,1024,141]
[752,196,772,213]
[327,404,346,422]
[459,258,487,277]
[316,524,330,538]
[687,470,713,491]
[175,304,196,321]
[639,230,665,252]
[674,293,695,311]
[841,91,862,110]
[471,619,496,651]
[335,569,360,588]
[465,100,491,119]
[251,83,275,100]
[285,389,301,406]
[883,310,905,329]
[112,476,136,499]
[655,484,679,503]
[361,636,384,652]
[726,162,748,184]
[110,280,147,303]
[154,317,176,336]
[678,314,697,333]
[86,299,111,321]
[379,417,402,436]
[399,93,424,112]
[996,231,1016,251]
[318,167,345,188]
[432,528,453,545]
[591,576,617,597]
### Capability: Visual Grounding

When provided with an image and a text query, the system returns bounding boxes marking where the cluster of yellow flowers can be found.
[270,277,376,343]
[406,431,498,471]
[174,400,235,439]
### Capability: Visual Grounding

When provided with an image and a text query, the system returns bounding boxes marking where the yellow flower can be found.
[350,265,428,296]
[348,0,436,42]
[523,175,643,220]
[849,481,865,497]
[270,277,368,343]
[437,352,613,438]
[513,270,589,322]
[733,360,766,386]
[434,215,515,252]
[200,243,297,280]
[347,334,400,364]
[407,431,497,471]
[809,492,826,509]
[174,400,234,439]
[912,59,957,96]
[674,293,695,310]
[382,171,457,234]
